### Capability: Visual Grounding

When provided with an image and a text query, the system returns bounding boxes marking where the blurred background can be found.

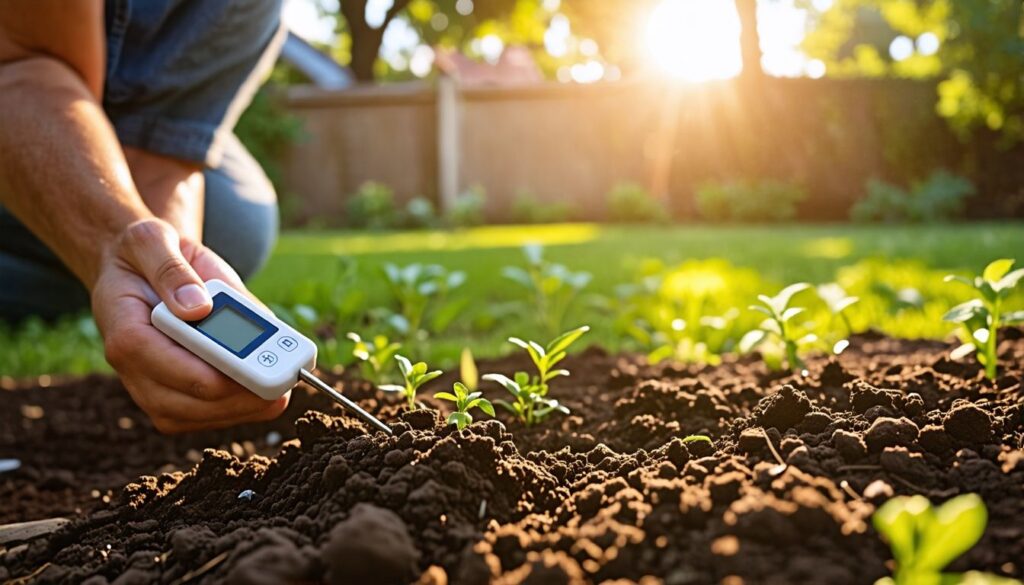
[5,0,1023,378]
[241,0,1024,228]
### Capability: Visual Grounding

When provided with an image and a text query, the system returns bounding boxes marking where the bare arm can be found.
[125,147,206,242]
[0,2,149,287]
[0,1,286,432]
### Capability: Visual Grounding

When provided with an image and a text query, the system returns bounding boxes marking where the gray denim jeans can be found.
[0,134,278,322]
[0,0,284,322]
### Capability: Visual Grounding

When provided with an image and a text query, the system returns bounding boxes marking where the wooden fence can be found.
[281,77,962,223]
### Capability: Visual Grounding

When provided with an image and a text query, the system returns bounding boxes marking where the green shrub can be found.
[446,186,486,227]
[695,179,807,223]
[235,86,304,195]
[404,197,438,229]
[346,181,398,229]
[511,192,571,224]
[852,170,975,223]
[235,86,305,226]
[607,182,669,223]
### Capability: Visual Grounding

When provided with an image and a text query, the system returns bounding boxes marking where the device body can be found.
[151,279,316,400]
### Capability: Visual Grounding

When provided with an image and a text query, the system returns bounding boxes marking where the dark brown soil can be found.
[2,331,1022,584]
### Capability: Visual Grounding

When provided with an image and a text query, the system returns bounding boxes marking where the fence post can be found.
[436,76,460,213]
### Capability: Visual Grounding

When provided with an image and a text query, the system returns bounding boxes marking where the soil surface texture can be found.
[2,330,1022,584]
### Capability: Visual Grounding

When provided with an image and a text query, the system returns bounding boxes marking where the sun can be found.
[644,0,744,82]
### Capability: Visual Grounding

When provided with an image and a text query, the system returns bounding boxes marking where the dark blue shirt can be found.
[103,0,284,166]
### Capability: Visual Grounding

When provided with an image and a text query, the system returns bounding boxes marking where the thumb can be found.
[120,219,212,320]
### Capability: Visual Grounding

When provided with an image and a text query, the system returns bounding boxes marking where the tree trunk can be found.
[349,26,384,81]
[338,0,412,82]
[736,0,764,79]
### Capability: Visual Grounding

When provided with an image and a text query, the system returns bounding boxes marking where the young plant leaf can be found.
[523,243,544,266]
[546,325,590,356]
[874,495,928,568]
[943,274,974,287]
[474,398,495,416]
[913,494,987,573]
[995,267,1024,293]
[982,259,1014,284]
[772,282,811,312]
[448,411,472,430]
[760,318,782,336]
[738,329,767,353]
[942,300,985,323]
[494,399,518,414]
[483,373,519,395]
[1002,310,1024,324]
[780,307,806,322]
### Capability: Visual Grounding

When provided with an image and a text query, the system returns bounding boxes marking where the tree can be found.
[736,0,764,79]
[334,0,527,81]
[338,0,413,81]
[800,0,1024,144]
[332,0,770,82]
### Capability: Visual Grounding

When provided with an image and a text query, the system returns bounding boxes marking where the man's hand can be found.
[92,218,288,434]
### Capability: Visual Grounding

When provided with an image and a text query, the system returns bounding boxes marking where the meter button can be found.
[257,351,278,367]
[277,336,298,352]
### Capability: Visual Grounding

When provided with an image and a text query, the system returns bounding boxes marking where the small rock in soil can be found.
[943,402,994,444]
[831,430,867,462]
[849,382,899,414]
[880,447,930,479]
[799,411,832,434]
[322,503,420,585]
[918,425,953,455]
[755,385,812,431]
[862,479,894,503]
[226,528,317,585]
[900,393,925,417]
[820,360,854,387]
[864,417,919,453]
[737,428,767,454]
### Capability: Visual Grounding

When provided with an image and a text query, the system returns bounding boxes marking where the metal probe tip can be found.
[299,368,393,435]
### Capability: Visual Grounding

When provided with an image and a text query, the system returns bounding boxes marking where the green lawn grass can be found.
[3,222,1022,378]
[251,222,1024,300]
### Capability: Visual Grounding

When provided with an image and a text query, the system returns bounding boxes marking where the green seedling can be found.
[503,244,592,334]
[817,282,859,355]
[434,382,495,430]
[379,355,441,410]
[510,325,590,397]
[740,283,817,371]
[346,332,401,384]
[873,494,1021,585]
[482,372,569,427]
[382,262,467,336]
[482,326,588,426]
[817,282,859,333]
[943,258,1024,380]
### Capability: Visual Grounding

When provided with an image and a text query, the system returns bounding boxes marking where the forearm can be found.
[0,56,151,288]
[125,147,205,241]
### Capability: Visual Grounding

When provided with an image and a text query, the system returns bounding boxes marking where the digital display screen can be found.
[196,305,267,353]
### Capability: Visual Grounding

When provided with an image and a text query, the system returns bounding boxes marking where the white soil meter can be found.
[151,279,391,434]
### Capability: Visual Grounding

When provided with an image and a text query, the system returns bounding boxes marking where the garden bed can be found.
[1,331,1022,584]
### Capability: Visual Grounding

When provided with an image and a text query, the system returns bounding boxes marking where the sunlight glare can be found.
[644,0,743,82]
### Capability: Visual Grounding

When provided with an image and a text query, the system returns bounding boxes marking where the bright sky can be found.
[281,0,834,81]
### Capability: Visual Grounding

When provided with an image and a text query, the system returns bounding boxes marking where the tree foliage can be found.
[801,0,1024,144]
